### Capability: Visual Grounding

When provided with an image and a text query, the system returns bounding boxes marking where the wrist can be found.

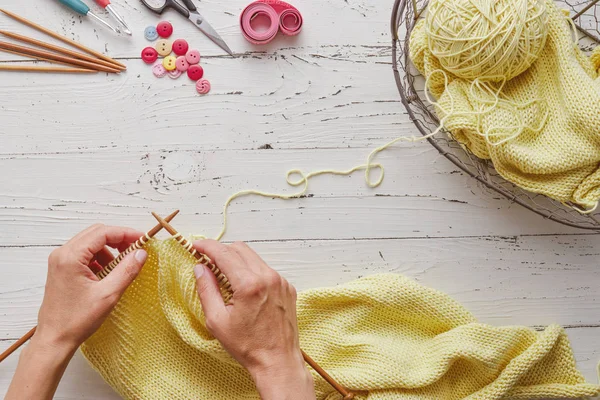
[250,354,314,400]
[28,330,79,362]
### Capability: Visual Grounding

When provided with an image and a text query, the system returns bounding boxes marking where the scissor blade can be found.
[188,12,234,57]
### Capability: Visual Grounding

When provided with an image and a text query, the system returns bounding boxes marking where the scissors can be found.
[141,0,234,56]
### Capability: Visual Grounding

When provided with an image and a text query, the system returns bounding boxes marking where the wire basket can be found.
[391,0,600,230]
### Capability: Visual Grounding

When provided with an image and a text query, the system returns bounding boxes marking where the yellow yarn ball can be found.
[424,0,548,82]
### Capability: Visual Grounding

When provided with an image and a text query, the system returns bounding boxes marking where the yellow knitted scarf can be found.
[409,0,600,211]
[81,238,599,399]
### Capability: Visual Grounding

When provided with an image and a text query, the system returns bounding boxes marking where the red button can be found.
[187,65,204,81]
[141,47,158,64]
[172,39,189,56]
[156,21,173,38]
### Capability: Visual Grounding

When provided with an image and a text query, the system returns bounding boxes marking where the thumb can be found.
[100,249,147,296]
[194,264,226,323]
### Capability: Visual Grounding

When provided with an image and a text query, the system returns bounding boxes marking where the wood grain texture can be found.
[0,0,598,397]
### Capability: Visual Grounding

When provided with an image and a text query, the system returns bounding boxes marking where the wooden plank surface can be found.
[0,0,599,397]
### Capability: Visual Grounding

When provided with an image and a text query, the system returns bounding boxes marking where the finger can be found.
[192,240,248,288]
[66,224,103,247]
[99,249,147,296]
[89,260,104,274]
[92,247,115,267]
[117,242,134,253]
[71,225,143,263]
[194,264,227,327]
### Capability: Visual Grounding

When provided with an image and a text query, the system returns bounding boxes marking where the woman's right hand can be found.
[192,240,315,400]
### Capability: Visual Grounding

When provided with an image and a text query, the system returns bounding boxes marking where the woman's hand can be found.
[193,240,315,400]
[37,224,148,352]
[6,224,148,400]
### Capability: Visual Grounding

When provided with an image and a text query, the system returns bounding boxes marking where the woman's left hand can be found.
[37,224,148,352]
[6,224,149,400]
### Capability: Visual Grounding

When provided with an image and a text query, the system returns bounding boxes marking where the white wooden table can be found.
[0,0,599,398]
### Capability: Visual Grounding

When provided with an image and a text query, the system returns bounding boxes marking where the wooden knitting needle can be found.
[0,210,180,364]
[0,41,120,73]
[0,30,126,71]
[0,8,126,70]
[0,47,91,68]
[0,65,97,73]
[150,212,233,301]
[0,327,37,364]
[151,212,355,400]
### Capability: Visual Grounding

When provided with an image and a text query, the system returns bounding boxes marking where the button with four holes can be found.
[185,49,200,65]
[187,64,204,81]
[175,56,190,72]
[141,47,159,64]
[172,39,189,56]
[163,55,177,71]
[156,21,173,38]
[144,26,159,41]
[152,61,167,78]
[155,39,172,56]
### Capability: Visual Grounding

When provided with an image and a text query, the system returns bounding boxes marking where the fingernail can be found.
[194,264,205,279]
[135,250,148,263]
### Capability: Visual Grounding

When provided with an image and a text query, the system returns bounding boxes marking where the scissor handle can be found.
[140,0,190,18]
[180,0,197,12]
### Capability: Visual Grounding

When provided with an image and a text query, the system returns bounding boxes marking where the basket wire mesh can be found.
[391,0,600,230]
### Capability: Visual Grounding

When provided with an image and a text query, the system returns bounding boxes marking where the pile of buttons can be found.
[141,21,211,95]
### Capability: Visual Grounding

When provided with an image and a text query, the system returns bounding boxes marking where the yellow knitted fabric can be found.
[409,0,600,210]
[81,239,599,399]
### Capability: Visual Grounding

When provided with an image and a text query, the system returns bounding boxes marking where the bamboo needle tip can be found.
[151,211,178,229]
[151,211,167,224]
[151,212,180,236]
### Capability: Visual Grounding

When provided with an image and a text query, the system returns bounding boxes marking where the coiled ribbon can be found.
[240,0,303,45]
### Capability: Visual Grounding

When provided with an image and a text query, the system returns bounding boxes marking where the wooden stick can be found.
[0,64,97,73]
[0,41,120,73]
[0,47,89,68]
[301,350,354,399]
[150,212,233,301]
[0,327,36,363]
[0,210,180,364]
[0,30,125,71]
[0,8,126,69]
[151,212,355,400]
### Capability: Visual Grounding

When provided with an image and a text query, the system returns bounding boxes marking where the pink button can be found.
[141,47,158,64]
[185,49,201,65]
[176,56,190,72]
[187,64,204,81]
[196,79,211,94]
[152,61,167,78]
[156,21,173,38]
[172,39,189,56]
[168,69,182,79]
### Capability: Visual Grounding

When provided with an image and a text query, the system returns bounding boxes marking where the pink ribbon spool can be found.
[240,0,303,45]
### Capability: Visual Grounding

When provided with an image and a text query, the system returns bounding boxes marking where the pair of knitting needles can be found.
[0,8,125,74]
[0,211,355,399]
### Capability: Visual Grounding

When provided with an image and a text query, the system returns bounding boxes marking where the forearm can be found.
[5,335,76,400]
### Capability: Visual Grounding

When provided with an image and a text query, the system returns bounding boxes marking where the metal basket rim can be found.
[390,0,600,231]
